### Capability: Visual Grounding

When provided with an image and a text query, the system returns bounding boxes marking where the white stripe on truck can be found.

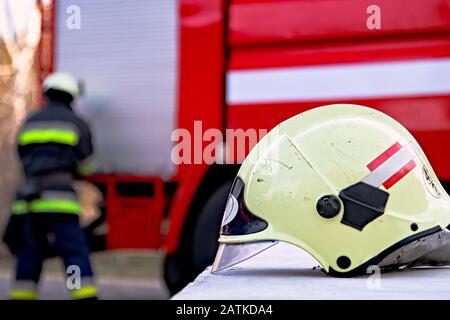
[227,58,450,105]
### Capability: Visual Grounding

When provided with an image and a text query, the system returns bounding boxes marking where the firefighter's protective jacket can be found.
[18,101,94,178]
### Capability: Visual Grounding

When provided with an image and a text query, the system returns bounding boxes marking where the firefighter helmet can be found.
[43,72,82,101]
[212,104,450,276]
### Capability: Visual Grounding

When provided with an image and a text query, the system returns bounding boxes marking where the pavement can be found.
[0,250,169,300]
[173,242,450,300]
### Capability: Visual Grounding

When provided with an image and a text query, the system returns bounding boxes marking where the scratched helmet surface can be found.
[212,104,450,276]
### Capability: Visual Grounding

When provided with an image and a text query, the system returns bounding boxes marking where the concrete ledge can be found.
[173,242,450,300]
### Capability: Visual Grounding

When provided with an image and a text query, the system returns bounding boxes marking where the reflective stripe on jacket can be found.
[18,101,95,178]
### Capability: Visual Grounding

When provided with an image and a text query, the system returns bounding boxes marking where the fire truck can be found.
[37,0,450,293]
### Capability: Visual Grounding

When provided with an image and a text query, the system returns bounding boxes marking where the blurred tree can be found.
[0,0,41,256]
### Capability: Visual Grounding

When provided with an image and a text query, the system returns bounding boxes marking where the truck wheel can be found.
[164,181,232,295]
[163,252,188,295]
[191,181,233,273]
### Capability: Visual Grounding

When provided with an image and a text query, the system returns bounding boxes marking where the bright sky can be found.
[0,0,40,44]
[6,0,36,32]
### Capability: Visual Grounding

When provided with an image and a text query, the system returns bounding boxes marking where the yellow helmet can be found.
[212,104,450,276]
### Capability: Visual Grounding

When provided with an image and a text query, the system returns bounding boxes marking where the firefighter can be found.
[3,72,98,300]
[212,104,450,275]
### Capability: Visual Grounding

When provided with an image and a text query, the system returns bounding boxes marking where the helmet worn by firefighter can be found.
[43,72,82,101]
[212,104,450,276]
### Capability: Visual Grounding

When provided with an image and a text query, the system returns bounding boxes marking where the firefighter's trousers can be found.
[8,184,97,300]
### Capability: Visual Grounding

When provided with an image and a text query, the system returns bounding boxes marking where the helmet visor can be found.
[212,177,275,273]
[220,177,268,236]
[211,240,278,273]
